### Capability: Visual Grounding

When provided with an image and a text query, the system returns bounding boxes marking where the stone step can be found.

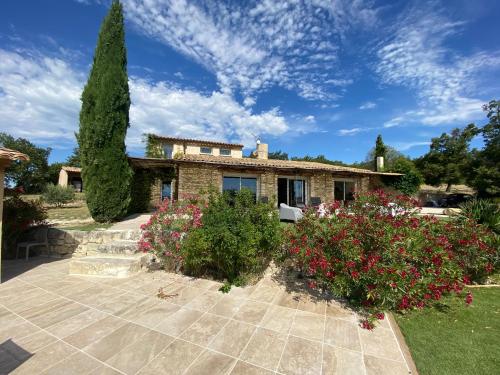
[97,240,139,255]
[69,254,147,278]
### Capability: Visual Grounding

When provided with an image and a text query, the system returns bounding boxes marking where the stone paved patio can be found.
[0,258,412,374]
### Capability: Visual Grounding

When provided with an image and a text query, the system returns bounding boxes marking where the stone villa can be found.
[129,135,400,208]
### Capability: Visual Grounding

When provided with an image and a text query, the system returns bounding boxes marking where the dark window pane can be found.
[223,177,240,192]
[345,181,356,201]
[334,181,345,201]
[162,181,171,200]
[289,179,305,207]
[163,144,173,158]
[241,178,257,194]
[200,147,212,154]
[220,148,231,156]
[278,178,288,206]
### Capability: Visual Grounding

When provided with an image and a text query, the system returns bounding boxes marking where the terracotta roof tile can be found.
[61,166,81,173]
[129,155,401,176]
[0,147,29,161]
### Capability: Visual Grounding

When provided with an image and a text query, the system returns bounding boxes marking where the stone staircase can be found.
[69,232,149,278]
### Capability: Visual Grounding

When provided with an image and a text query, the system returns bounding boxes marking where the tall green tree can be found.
[466,100,500,197]
[0,132,51,193]
[415,124,478,192]
[374,134,387,158]
[78,0,132,222]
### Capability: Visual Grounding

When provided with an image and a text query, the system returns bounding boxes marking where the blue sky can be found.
[1,0,499,164]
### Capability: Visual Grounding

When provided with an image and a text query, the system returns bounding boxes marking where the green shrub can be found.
[2,188,47,258]
[42,184,75,207]
[459,198,500,234]
[182,189,281,283]
[139,189,281,285]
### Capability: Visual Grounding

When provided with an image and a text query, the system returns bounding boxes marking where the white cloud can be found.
[0,48,290,151]
[390,141,430,151]
[128,78,289,149]
[338,128,366,136]
[359,101,376,110]
[0,49,84,143]
[383,116,404,128]
[122,0,377,100]
[376,5,500,125]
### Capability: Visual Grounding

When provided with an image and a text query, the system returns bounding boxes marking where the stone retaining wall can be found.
[25,227,141,258]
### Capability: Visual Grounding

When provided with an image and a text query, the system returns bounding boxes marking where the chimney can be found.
[256,139,268,159]
[376,156,384,171]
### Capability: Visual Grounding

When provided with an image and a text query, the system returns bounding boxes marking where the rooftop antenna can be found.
[250,132,261,145]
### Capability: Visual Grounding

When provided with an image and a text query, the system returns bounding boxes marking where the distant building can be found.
[58,166,83,192]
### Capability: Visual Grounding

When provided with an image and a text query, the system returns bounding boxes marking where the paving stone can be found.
[278,336,322,375]
[138,339,203,375]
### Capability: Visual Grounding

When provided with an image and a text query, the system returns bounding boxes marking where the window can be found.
[223,176,257,201]
[163,144,173,158]
[200,146,212,155]
[161,181,172,200]
[220,148,231,156]
[277,178,306,207]
[334,180,356,202]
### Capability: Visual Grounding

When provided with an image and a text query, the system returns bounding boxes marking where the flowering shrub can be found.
[138,196,202,271]
[2,187,47,258]
[139,189,281,285]
[282,190,499,328]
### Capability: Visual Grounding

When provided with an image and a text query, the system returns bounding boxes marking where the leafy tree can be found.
[78,0,132,222]
[0,132,51,193]
[66,147,81,167]
[291,155,350,166]
[465,100,500,197]
[415,124,478,192]
[268,150,289,160]
[361,146,405,171]
[47,162,64,185]
[383,157,423,196]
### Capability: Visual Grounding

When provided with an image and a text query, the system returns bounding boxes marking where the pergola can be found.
[0,147,29,282]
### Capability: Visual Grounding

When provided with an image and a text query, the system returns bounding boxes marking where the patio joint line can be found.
[0,299,127,375]
[386,312,412,373]
[274,304,299,373]
[179,295,244,375]
[356,320,368,375]
[320,308,327,375]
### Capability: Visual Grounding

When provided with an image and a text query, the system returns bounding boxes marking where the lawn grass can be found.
[46,205,91,222]
[395,287,500,375]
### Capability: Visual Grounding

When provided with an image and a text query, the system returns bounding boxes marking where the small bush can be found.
[2,187,47,258]
[282,190,499,328]
[42,184,75,207]
[139,189,281,285]
[459,198,499,234]
[182,189,281,283]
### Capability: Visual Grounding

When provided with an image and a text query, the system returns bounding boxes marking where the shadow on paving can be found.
[270,263,366,318]
[0,339,33,373]
[1,257,67,283]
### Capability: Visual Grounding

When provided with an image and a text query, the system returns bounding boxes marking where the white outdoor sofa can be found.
[279,203,304,222]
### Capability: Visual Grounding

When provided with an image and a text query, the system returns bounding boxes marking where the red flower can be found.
[361,320,374,330]
[465,292,473,305]
[376,312,385,320]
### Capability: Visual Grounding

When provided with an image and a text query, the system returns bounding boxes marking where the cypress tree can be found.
[78,0,132,222]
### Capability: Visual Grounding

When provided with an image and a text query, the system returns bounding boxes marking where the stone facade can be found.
[25,227,140,258]
[147,163,376,206]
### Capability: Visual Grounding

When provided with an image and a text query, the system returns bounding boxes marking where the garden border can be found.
[388,312,420,375]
